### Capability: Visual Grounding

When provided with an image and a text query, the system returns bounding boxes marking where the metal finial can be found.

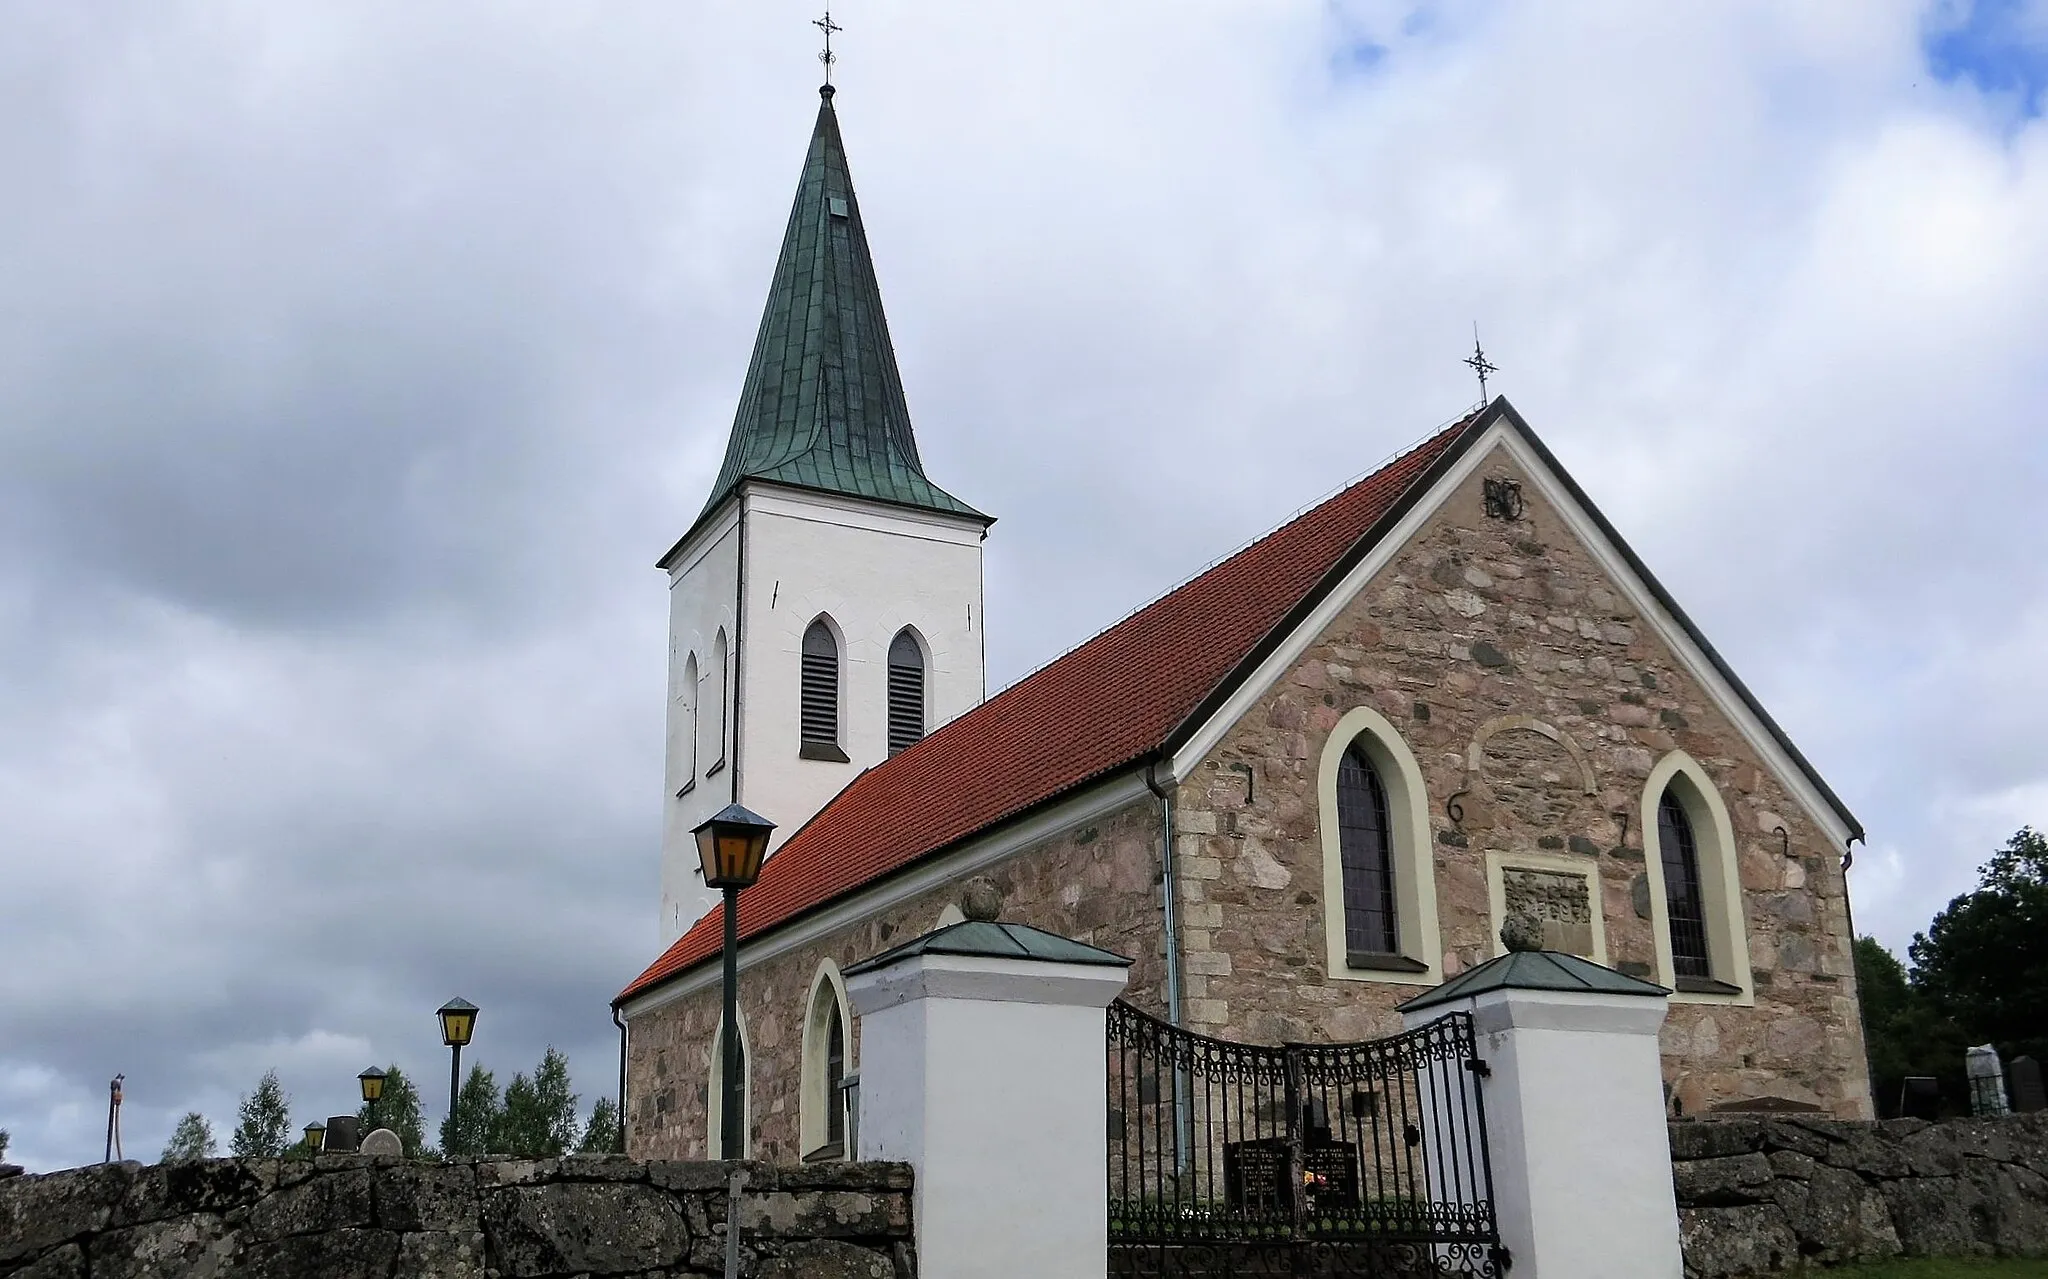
[1463,324,1498,405]
[814,8,843,86]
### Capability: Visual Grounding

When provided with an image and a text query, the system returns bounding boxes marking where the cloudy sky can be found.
[3,1,2044,1172]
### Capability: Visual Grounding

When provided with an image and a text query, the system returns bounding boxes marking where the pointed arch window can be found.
[675,652,699,796]
[1658,787,1712,979]
[800,618,847,761]
[887,630,926,756]
[704,630,729,774]
[1336,745,1398,958]
[801,964,853,1161]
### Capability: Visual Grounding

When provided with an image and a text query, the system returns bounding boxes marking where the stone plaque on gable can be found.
[1501,867,1595,958]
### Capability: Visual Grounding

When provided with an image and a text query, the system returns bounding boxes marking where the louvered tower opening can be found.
[801,620,840,748]
[887,630,926,756]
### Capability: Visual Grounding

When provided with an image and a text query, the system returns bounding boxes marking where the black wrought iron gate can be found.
[1107,1001,1503,1277]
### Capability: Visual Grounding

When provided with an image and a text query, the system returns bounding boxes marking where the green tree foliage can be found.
[439,1064,502,1158]
[577,1098,621,1154]
[1856,936,1968,1113]
[1910,827,2048,1059]
[355,1064,429,1158]
[161,1111,218,1163]
[230,1069,293,1157]
[492,1047,581,1157]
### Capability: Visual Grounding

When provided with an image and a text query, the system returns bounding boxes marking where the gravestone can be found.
[359,1128,403,1157]
[1966,1044,2010,1116]
[1899,1076,1941,1120]
[2010,1056,2045,1114]
[322,1116,360,1153]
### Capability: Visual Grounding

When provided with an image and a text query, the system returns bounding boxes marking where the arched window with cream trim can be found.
[800,961,854,1161]
[1640,751,1754,1004]
[1317,706,1442,985]
[703,1011,752,1158]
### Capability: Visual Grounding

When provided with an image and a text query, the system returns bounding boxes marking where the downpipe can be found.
[1145,760,1193,1175]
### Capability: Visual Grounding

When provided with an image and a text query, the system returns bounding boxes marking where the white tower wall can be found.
[657,484,987,942]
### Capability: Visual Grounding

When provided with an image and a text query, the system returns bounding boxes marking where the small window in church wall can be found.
[676,653,698,794]
[1658,787,1712,979]
[887,630,926,756]
[1336,745,1399,957]
[705,630,729,772]
[800,619,843,757]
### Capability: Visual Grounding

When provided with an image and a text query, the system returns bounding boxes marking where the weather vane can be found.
[814,8,843,85]
[1464,324,1498,404]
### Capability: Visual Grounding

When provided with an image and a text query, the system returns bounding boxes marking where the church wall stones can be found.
[626,800,1166,1162]
[1169,447,1873,1116]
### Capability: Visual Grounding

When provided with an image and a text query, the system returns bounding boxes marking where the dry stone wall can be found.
[1673,1114,2048,1276]
[0,1155,913,1279]
[1173,445,1872,1114]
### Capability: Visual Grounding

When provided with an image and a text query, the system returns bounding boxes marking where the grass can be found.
[1809,1260,2048,1277]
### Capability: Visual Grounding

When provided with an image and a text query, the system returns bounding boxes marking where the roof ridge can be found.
[988,410,1484,697]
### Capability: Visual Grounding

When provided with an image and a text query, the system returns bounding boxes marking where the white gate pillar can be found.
[1400,944,1681,1279]
[844,907,1131,1279]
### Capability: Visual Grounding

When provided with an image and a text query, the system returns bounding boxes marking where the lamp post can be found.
[303,1121,326,1154]
[438,997,478,1147]
[358,1066,387,1132]
[693,804,775,1160]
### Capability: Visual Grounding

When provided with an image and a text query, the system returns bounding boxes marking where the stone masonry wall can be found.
[0,1155,913,1279]
[1173,444,1873,1115]
[626,798,1167,1160]
[1673,1114,2048,1276]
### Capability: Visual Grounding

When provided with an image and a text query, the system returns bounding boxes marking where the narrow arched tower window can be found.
[824,1000,846,1147]
[887,630,926,756]
[1336,744,1397,956]
[800,619,841,750]
[1658,788,1711,978]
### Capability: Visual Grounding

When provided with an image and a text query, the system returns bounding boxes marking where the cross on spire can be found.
[1464,324,1498,404]
[814,9,843,86]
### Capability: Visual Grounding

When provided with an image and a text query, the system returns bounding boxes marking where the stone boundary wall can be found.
[1673,1113,2048,1277]
[0,1155,913,1279]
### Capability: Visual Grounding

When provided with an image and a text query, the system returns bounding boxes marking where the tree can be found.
[492,1047,581,1157]
[1855,936,1967,1114]
[355,1063,429,1158]
[1910,827,2048,1059]
[161,1112,217,1163]
[0,1129,10,1162]
[230,1070,293,1157]
[439,1064,502,1157]
[577,1098,621,1154]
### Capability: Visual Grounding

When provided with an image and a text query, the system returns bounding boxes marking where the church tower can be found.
[657,86,992,942]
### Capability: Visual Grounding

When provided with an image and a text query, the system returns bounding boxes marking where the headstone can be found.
[322,1115,361,1153]
[2010,1056,2045,1114]
[1899,1076,1941,1120]
[359,1128,403,1157]
[1966,1044,2010,1117]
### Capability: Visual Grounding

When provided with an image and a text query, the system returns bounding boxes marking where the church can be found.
[613,85,1874,1163]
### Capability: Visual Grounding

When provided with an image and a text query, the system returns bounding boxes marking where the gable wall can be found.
[1172,442,1873,1117]
[624,796,1167,1160]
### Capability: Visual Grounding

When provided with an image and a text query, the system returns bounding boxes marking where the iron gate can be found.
[1107,1001,1503,1277]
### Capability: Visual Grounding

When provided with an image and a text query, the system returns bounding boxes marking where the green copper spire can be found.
[694,86,986,535]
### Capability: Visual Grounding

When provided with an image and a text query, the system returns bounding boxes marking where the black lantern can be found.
[693,804,776,1159]
[359,1067,387,1130]
[437,998,478,1048]
[438,997,479,1148]
[303,1121,326,1153]
[693,804,775,888]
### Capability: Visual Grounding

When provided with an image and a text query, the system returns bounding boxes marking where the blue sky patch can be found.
[1924,0,2048,117]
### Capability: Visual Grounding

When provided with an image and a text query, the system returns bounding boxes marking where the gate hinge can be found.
[1464,1057,1492,1078]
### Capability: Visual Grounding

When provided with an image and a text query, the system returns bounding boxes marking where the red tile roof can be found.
[617,413,1482,1004]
